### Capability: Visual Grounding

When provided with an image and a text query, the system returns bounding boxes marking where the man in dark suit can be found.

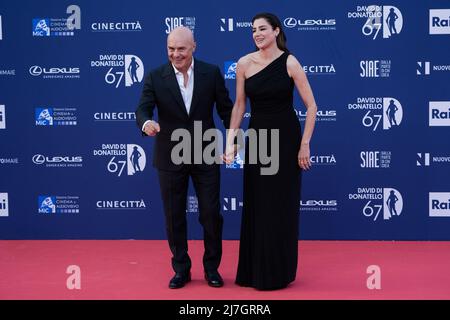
[135,26,232,289]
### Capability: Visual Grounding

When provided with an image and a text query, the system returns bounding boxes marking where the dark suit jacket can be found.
[135,59,233,171]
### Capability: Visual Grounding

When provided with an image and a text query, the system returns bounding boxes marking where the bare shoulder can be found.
[237,53,254,68]
[236,53,255,75]
[287,54,305,78]
[287,54,302,68]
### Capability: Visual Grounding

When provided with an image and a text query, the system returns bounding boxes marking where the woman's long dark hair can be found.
[252,12,289,52]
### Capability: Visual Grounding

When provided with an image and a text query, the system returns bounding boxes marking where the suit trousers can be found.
[158,165,223,273]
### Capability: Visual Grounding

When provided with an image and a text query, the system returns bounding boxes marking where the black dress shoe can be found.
[204,270,224,287]
[169,272,191,289]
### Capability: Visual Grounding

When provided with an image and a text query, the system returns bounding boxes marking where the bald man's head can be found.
[167,27,196,73]
[168,26,195,44]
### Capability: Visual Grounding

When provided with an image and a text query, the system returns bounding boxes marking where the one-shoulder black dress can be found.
[236,52,302,290]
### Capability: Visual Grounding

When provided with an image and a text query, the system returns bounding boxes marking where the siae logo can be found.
[165,16,195,34]
[187,195,198,213]
[360,60,391,78]
[360,151,391,168]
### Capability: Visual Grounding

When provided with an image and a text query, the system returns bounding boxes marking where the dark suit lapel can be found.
[189,59,207,118]
[162,63,189,117]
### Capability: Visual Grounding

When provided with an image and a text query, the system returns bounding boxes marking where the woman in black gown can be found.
[224,13,317,290]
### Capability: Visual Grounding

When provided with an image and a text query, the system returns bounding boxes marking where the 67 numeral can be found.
[105,68,124,88]
[363,201,383,221]
[108,157,126,177]
[362,111,382,131]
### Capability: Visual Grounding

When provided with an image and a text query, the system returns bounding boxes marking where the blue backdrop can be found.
[1,0,450,240]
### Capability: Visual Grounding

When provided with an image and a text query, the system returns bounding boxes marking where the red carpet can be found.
[0,240,449,300]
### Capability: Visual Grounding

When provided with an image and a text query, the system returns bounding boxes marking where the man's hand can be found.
[144,120,160,136]
[222,144,239,164]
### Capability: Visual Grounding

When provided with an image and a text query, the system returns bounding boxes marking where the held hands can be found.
[222,144,239,164]
[298,143,311,170]
[144,120,160,136]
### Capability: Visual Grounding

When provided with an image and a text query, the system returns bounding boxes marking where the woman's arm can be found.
[224,56,249,163]
[287,54,317,170]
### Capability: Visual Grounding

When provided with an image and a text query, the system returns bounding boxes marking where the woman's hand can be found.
[222,144,239,164]
[298,143,311,170]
